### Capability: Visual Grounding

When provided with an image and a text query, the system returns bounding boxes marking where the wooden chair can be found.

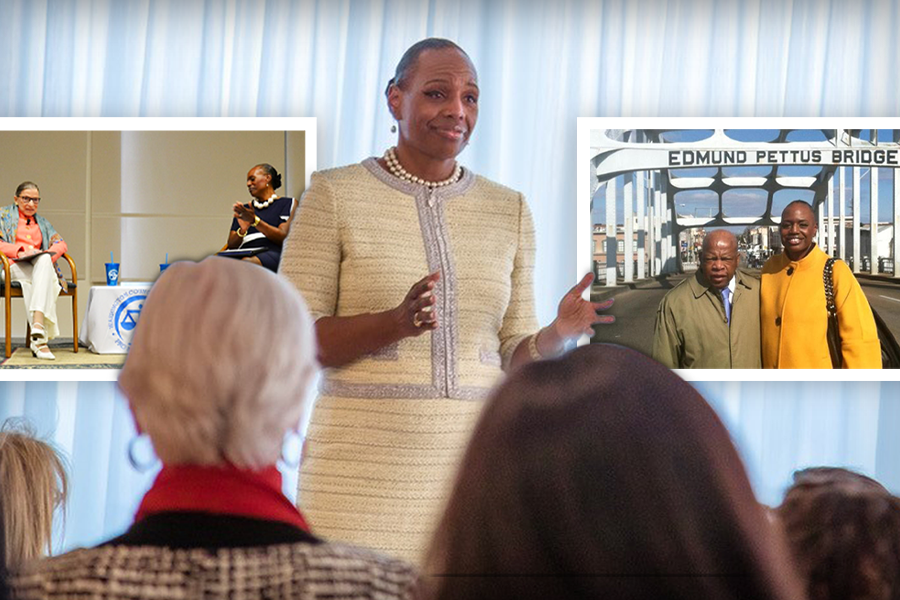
[0,253,78,358]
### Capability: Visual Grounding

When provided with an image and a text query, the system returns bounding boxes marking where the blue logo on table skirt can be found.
[106,290,147,351]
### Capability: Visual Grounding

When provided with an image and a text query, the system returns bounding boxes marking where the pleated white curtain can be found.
[695,381,900,504]
[2,0,899,321]
[0,0,897,553]
[0,380,895,554]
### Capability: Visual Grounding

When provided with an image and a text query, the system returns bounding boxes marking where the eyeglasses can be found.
[17,197,40,205]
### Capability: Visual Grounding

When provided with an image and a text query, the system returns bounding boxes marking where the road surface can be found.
[589,271,900,361]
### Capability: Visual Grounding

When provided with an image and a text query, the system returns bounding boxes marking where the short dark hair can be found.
[384,38,472,97]
[778,468,900,600]
[791,466,888,492]
[252,164,281,191]
[783,199,814,214]
[423,344,804,600]
[14,182,38,197]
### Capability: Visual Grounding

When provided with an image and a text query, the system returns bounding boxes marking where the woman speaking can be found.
[280,38,612,561]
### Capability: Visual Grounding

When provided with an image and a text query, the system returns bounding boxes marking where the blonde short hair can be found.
[119,258,319,469]
[0,419,68,569]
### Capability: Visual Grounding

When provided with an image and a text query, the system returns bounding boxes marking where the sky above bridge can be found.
[592,129,897,227]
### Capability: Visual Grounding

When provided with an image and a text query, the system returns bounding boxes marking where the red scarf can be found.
[135,463,310,532]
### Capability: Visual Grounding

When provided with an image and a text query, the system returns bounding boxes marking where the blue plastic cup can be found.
[105,262,120,286]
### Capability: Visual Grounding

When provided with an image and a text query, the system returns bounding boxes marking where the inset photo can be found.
[0,118,315,372]
[578,120,900,373]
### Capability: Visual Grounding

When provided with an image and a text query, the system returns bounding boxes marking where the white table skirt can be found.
[79,283,152,354]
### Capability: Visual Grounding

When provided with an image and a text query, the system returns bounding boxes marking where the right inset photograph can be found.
[581,123,900,370]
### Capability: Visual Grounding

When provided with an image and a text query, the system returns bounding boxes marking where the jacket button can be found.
[775,317,782,326]
[787,267,794,276]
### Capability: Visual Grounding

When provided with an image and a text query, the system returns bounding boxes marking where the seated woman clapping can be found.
[12,258,416,600]
[225,164,294,272]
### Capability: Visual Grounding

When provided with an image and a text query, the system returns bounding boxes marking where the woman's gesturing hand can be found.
[553,272,615,340]
[393,272,440,337]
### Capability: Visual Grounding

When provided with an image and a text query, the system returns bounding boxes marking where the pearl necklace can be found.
[384,147,462,188]
[252,193,277,210]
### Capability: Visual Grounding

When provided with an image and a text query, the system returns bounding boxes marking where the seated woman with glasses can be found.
[0,182,69,360]
[11,258,417,600]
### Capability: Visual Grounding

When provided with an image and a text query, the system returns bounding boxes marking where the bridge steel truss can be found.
[589,128,900,286]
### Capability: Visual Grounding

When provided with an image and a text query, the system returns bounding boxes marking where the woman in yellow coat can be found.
[760,200,880,368]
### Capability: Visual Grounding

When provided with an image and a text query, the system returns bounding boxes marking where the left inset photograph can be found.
[0,118,315,370]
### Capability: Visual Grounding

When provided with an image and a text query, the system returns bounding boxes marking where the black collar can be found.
[104,512,321,550]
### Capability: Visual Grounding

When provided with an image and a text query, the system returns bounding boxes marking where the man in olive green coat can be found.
[652,230,761,369]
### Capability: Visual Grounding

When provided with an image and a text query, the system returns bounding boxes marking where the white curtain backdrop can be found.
[0,0,898,554]
[2,0,899,322]
[0,380,896,554]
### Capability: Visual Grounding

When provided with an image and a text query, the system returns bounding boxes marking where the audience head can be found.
[0,418,68,569]
[422,344,803,600]
[119,257,319,469]
[778,467,900,600]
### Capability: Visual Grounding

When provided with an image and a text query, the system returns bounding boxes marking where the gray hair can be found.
[15,181,39,197]
[119,257,319,469]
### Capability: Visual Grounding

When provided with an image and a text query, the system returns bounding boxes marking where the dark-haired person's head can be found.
[246,164,282,200]
[386,38,478,164]
[422,344,803,600]
[778,467,900,600]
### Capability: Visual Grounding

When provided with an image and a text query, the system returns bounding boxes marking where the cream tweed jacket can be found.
[279,159,538,562]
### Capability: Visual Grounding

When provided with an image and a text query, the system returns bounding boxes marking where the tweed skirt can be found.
[297,395,485,564]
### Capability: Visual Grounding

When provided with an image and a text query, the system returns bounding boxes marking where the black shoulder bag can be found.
[824,258,900,369]
[823,258,842,368]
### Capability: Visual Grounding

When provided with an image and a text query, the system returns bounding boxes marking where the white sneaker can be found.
[30,340,55,360]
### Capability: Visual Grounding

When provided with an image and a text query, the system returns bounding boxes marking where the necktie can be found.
[721,287,732,324]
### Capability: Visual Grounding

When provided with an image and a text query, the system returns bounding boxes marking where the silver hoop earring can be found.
[279,431,303,469]
[390,123,397,134]
[128,434,159,472]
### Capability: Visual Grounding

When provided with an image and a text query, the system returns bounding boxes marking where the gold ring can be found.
[413,314,423,328]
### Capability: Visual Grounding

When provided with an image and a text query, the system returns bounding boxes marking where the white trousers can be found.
[7,254,62,339]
